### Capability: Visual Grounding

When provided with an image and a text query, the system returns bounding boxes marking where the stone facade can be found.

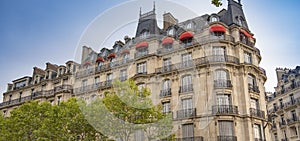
[0,0,270,140]
[267,66,300,141]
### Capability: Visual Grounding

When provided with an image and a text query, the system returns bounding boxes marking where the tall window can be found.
[123,53,129,63]
[163,79,170,91]
[107,73,113,81]
[182,98,193,110]
[57,96,62,106]
[214,69,230,87]
[186,23,192,29]
[253,124,262,139]
[211,16,218,22]
[279,99,284,108]
[110,58,115,67]
[250,98,259,110]
[163,58,172,72]
[290,94,295,104]
[137,83,145,97]
[81,79,88,91]
[182,124,194,139]
[162,102,171,113]
[291,110,297,121]
[181,75,193,93]
[213,46,226,61]
[182,53,192,67]
[219,121,234,137]
[137,62,147,74]
[120,69,127,81]
[94,76,100,84]
[136,47,148,58]
[167,28,175,36]
[217,94,231,105]
[244,52,252,64]
[248,74,257,89]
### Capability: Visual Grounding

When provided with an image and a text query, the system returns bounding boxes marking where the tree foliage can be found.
[81,79,174,141]
[212,0,222,7]
[0,98,103,141]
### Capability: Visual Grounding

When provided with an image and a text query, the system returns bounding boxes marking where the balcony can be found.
[160,88,171,98]
[206,55,240,64]
[54,85,72,93]
[249,84,260,93]
[250,108,265,119]
[284,99,297,108]
[217,136,237,141]
[95,64,111,73]
[214,80,233,88]
[176,108,196,119]
[179,84,193,94]
[75,68,95,78]
[176,136,204,141]
[212,105,238,115]
[287,117,299,125]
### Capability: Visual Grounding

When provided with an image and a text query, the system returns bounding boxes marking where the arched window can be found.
[167,28,175,36]
[211,16,218,22]
[140,30,149,39]
[186,22,193,29]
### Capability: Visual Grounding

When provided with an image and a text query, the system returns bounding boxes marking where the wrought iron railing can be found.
[212,105,238,115]
[179,84,194,94]
[250,108,265,119]
[176,108,196,119]
[160,88,171,98]
[175,136,204,141]
[214,80,233,88]
[217,136,237,141]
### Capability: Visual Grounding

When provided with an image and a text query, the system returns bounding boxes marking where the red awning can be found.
[96,57,105,62]
[107,53,117,58]
[83,61,92,66]
[210,25,226,33]
[136,41,149,49]
[240,29,254,39]
[120,50,130,55]
[162,37,174,45]
[179,31,194,40]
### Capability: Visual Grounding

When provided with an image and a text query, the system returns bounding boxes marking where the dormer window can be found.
[162,37,174,51]
[140,30,149,39]
[167,28,175,36]
[211,16,218,22]
[186,22,192,29]
[179,32,194,47]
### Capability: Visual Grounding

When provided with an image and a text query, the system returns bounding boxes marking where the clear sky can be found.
[0,0,299,102]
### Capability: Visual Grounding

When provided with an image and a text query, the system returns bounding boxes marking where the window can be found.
[120,69,127,81]
[19,92,22,100]
[81,79,88,90]
[253,124,262,139]
[219,121,234,137]
[248,74,257,90]
[94,76,100,88]
[217,94,231,106]
[250,98,259,110]
[163,58,172,72]
[162,102,171,113]
[213,46,226,61]
[211,16,218,22]
[137,62,147,74]
[182,124,194,139]
[182,53,192,67]
[106,73,113,86]
[97,61,103,70]
[123,53,129,63]
[273,133,278,141]
[137,83,145,97]
[214,69,230,87]
[181,75,193,93]
[140,30,149,39]
[290,94,295,104]
[182,98,193,110]
[291,110,297,121]
[186,22,192,29]
[279,99,284,108]
[281,115,285,124]
[244,52,252,64]
[290,127,298,137]
[110,57,115,67]
[167,28,175,36]
[57,96,62,106]
[136,47,148,58]
[162,79,171,91]
[15,81,26,89]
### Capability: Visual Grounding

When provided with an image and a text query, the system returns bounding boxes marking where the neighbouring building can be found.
[267,66,300,141]
[1,0,270,140]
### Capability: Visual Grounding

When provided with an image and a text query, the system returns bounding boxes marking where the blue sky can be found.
[0,0,300,102]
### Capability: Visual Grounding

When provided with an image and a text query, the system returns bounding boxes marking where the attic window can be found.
[167,28,175,36]
[211,16,218,22]
[186,22,193,29]
[140,30,149,39]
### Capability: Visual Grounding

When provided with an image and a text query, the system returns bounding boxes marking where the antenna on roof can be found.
[139,7,142,17]
[153,1,156,12]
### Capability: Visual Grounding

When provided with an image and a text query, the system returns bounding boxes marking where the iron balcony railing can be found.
[250,108,265,119]
[160,88,171,98]
[179,84,194,94]
[176,108,196,119]
[175,136,204,141]
[134,50,149,58]
[287,116,299,124]
[212,105,238,115]
[75,68,95,78]
[214,80,233,88]
[217,136,237,141]
[249,84,260,93]
[0,85,73,108]
[155,56,239,74]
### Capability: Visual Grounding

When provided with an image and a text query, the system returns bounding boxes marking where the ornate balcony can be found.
[160,88,171,98]
[217,136,237,141]
[254,138,266,141]
[214,80,233,88]
[175,136,204,141]
[135,50,149,58]
[250,108,265,119]
[287,117,299,125]
[206,55,240,64]
[179,84,193,94]
[212,105,238,115]
[176,108,196,119]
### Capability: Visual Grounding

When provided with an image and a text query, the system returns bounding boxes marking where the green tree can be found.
[82,79,173,141]
[212,0,222,7]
